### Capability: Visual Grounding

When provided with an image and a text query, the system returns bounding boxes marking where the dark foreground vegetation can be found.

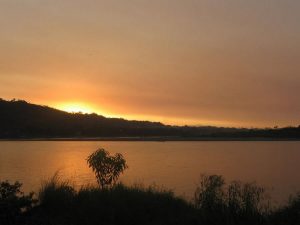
[1,175,300,225]
[1,149,299,225]
[1,98,300,139]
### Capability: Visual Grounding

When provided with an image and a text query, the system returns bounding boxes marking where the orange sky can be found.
[0,0,299,127]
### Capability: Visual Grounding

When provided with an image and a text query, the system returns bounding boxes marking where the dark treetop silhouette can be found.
[87,148,128,189]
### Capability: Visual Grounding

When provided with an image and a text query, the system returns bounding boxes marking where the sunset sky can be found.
[0,0,299,127]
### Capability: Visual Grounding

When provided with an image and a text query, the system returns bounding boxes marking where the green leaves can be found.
[87,149,128,189]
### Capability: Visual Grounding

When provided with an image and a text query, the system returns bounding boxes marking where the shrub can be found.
[227,181,267,224]
[194,174,268,224]
[194,175,226,223]
[87,148,128,189]
[0,180,36,224]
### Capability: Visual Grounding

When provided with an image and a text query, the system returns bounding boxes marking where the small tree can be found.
[87,148,128,189]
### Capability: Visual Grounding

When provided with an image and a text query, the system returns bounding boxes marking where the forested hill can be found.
[0,99,299,139]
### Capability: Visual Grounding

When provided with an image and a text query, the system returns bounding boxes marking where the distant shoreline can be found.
[1,99,300,142]
[1,137,300,141]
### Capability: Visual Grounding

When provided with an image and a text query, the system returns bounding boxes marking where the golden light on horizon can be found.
[56,102,94,114]
[54,101,118,118]
[55,102,243,127]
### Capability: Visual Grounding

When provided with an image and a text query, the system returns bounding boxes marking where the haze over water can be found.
[1,141,299,205]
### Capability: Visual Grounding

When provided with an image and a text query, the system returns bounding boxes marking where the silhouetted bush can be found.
[194,174,269,224]
[194,175,226,223]
[0,180,36,225]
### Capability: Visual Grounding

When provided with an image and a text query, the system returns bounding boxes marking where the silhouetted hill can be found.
[0,98,299,139]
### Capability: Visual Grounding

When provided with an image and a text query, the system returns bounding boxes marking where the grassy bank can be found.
[1,175,300,225]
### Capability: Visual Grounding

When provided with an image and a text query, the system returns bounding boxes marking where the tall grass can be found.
[35,175,197,225]
[39,172,75,210]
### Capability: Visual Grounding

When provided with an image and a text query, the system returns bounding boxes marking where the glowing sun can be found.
[56,102,94,114]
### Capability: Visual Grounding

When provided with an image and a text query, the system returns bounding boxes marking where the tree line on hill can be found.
[0,98,299,139]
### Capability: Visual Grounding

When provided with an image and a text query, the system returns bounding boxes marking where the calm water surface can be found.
[0,141,299,204]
